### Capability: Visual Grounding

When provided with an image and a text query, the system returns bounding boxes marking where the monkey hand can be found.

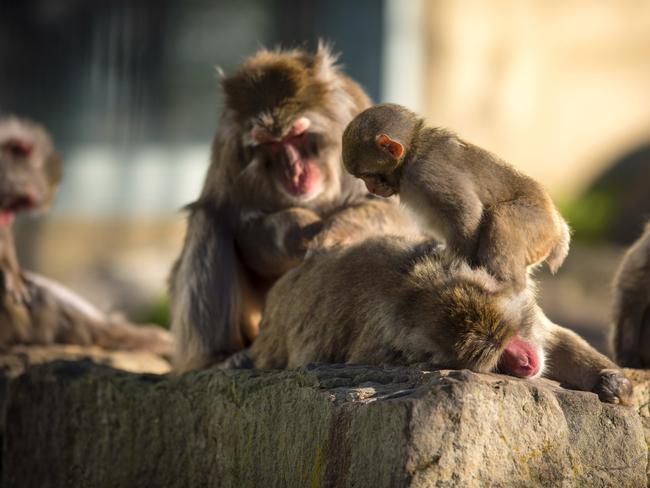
[307,219,362,254]
[237,208,323,277]
[592,369,633,406]
[216,349,255,369]
[278,208,324,257]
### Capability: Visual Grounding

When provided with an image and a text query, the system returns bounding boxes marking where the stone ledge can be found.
[2,361,647,487]
[0,345,171,377]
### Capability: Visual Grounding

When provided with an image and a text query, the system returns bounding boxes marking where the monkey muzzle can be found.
[361,176,396,198]
[252,117,321,198]
[498,334,542,378]
[0,190,40,225]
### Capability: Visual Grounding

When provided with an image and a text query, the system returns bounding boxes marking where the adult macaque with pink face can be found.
[0,116,173,356]
[225,237,631,406]
[169,45,414,373]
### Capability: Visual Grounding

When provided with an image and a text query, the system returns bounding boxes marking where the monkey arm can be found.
[540,313,632,405]
[235,207,323,278]
[0,227,31,305]
[309,195,414,251]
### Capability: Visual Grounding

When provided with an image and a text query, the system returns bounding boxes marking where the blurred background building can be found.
[1,0,649,353]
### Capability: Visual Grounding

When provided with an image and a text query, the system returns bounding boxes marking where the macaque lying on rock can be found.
[224,237,631,405]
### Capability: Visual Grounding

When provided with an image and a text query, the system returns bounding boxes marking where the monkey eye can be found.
[261,140,281,147]
[3,138,33,158]
[363,174,387,186]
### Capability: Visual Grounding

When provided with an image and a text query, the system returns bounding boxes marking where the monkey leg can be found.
[543,320,632,405]
[310,196,414,252]
[236,207,323,278]
[237,264,268,345]
[474,206,529,289]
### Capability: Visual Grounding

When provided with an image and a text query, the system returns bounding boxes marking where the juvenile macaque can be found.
[170,46,414,372]
[611,221,650,367]
[0,116,172,357]
[229,237,630,405]
[342,104,571,290]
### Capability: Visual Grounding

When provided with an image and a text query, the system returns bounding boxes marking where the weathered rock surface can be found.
[627,368,650,486]
[2,362,647,488]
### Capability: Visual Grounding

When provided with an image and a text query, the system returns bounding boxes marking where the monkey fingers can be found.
[216,349,255,369]
[592,369,633,406]
[309,197,413,253]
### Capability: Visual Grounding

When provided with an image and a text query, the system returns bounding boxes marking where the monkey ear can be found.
[376,134,405,160]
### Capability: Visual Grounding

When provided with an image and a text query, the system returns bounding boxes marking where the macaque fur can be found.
[611,221,650,367]
[342,104,571,290]
[170,46,414,372]
[236,237,631,405]
[0,116,172,356]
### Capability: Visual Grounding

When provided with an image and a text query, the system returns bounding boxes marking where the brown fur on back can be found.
[240,235,632,405]
[249,237,534,371]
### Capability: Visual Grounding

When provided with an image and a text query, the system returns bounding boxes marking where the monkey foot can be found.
[592,369,633,406]
[216,350,255,369]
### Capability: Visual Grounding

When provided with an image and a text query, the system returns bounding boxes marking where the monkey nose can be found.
[291,117,311,136]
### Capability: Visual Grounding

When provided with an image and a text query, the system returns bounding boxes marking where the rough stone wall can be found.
[2,361,648,488]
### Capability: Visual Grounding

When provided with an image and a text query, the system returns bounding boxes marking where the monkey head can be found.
[405,255,544,379]
[0,117,62,226]
[221,45,368,205]
[342,103,422,198]
[447,285,543,379]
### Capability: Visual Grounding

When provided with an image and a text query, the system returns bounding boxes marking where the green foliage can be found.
[559,188,618,244]
[137,294,171,329]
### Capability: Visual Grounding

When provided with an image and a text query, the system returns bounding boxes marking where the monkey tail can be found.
[545,216,571,274]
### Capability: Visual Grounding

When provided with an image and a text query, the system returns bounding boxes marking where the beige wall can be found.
[421,0,650,197]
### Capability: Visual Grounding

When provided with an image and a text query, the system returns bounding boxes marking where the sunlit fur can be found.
[249,237,536,372]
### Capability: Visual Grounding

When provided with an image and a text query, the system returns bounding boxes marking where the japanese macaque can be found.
[342,104,571,291]
[226,237,631,405]
[611,221,650,367]
[0,116,172,357]
[169,46,415,372]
